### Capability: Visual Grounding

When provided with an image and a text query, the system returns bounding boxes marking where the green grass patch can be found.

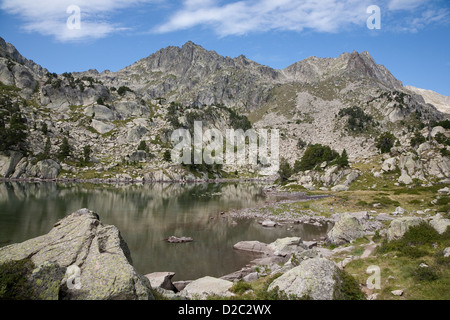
[0,258,35,300]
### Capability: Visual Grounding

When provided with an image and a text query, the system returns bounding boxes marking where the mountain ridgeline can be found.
[0,36,449,184]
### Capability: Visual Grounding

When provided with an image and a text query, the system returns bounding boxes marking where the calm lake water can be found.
[0,182,330,281]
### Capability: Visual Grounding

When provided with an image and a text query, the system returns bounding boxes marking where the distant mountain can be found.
[406,86,450,114]
[0,36,448,183]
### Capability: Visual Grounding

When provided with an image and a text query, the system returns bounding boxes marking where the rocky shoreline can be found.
[0,176,276,184]
[1,183,449,300]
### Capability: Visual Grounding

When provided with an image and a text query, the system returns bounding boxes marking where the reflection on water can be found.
[0,182,331,281]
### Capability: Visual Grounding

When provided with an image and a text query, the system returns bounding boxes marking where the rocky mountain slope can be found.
[0,36,449,186]
[406,85,450,114]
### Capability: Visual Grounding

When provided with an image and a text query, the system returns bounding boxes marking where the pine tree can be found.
[44,137,51,157]
[83,145,92,163]
[58,137,71,160]
[138,140,148,153]
[337,149,349,168]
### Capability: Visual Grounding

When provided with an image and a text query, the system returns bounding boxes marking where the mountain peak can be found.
[283,49,402,88]
[0,36,48,77]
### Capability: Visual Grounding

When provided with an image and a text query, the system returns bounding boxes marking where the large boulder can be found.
[27,159,60,179]
[84,105,115,121]
[233,241,273,255]
[91,119,115,134]
[429,214,450,235]
[0,151,23,178]
[268,258,356,300]
[126,125,148,143]
[387,217,425,241]
[180,276,233,300]
[268,237,303,257]
[145,272,177,292]
[129,150,147,162]
[327,213,365,245]
[0,208,153,300]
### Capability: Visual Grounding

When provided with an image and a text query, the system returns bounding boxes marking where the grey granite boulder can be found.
[0,208,153,300]
[387,217,425,241]
[327,213,365,245]
[268,258,357,300]
[180,276,233,300]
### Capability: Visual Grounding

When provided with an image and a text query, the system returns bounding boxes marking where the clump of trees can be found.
[376,132,396,154]
[295,144,345,172]
[410,131,426,147]
[117,86,133,96]
[278,145,349,182]
[0,96,28,152]
[57,137,71,160]
[337,106,376,133]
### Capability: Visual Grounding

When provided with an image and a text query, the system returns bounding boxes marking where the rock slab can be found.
[0,208,153,300]
[268,258,345,300]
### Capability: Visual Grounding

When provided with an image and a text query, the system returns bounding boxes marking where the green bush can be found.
[435,132,450,146]
[412,266,440,282]
[338,106,375,133]
[333,268,366,300]
[96,97,104,105]
[83,145,92,163]
[278,158,293,182]
[431,119,450,129]
[410,131,426,147]
[163,149,172,162]
[377,223,445,258]
[41,122,48,135]
[137,140,149,153]
[230,281,252,295]
[297,144,339,171]
[58,137,71,160]
[375,132,396,154]
[0,258,35,300]
[336,149,349,168]
[117,86,133,96]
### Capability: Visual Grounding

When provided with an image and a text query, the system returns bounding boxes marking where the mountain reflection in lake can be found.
[0,182,330,281]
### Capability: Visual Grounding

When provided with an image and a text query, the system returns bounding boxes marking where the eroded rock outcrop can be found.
[0,208,154,300]
[268,258,349,300]
[386,217,425,241]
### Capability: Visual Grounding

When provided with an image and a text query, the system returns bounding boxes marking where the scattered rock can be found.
[302,241,318,249]
[429,214,450,235]
[391,289,404,296]
[0,151,23,178]
[398,171,413,185]
[443,247,450,258]
[387,217,424,241]
[268,258,350,300]
[331,184,349,192]
[268,237,303,257]
[392,206,406,215]
[261,220,277,227]
[337,255,359,269]
[326,213,365,245]
[173,281,191,292]
[145,272,178,292]
[166,236,193,243]
[243,272,259,282]
[376,213,394,221]
[180,276,233,300]
[233,241,273,255]
[438,187,450,194]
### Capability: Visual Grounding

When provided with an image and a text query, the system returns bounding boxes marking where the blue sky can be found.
[1,0,449,95]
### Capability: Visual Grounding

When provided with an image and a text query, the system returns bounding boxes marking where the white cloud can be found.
[154,0,373,36]
[0,0,155,42]
[385,0,449,32]
[388,0,427,11]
